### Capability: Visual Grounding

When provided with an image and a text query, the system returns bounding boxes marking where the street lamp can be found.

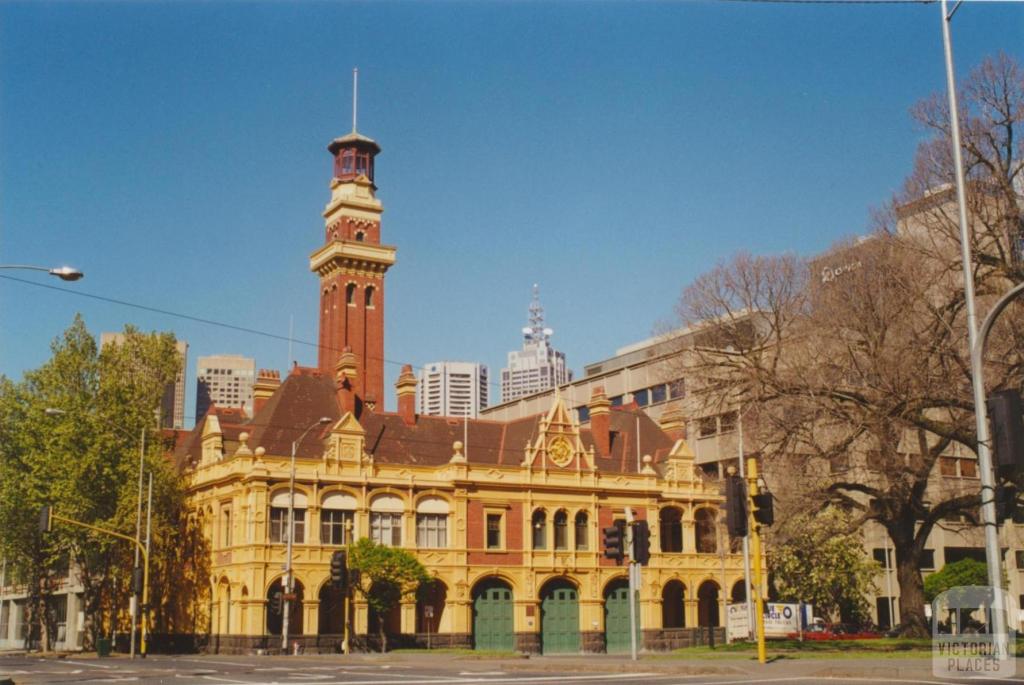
[45,407,148,659]
[282,416,333,653]
[0,264,84,281]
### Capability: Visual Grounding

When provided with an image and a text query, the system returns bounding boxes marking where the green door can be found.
[604,581,639,653]
[541,581,581,654]
[473,581,514,651]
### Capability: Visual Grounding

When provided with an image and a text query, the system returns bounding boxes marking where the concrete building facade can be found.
[416,361,489,418]
[499,286,571,404]
[196,354,256,422]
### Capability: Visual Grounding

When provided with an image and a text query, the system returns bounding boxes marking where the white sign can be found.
[726,603,750,641]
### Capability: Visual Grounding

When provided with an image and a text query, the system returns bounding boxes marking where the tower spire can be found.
[527,283,551,342]
[352,67,359,133]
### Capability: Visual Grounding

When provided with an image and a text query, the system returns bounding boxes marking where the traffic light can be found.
[269,590,283,615]
[631,520,651,565]
[38,506,51,533]
[132,567,145,595]
[752,492,774,526]
[987,389,1024,475]
[330,550,347,589]
[725,475,748,537]
[602,520,626,564]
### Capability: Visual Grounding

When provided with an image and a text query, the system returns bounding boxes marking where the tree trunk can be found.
[890,520,929,637]
[379,624,387,653]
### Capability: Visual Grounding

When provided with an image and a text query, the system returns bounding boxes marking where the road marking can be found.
[176,657,259,667]
[190,673,666,685]
[200,676,252,684]
[64,659,116,669]
[662,677,962,685]
[460,673,506,677]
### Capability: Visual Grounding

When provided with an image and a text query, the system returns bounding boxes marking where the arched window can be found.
[354,230,365,242]
[532,509,547,550]
[346,283,356,306]
[365,286,375,308]
[415,496,449,548]
[553,511,568,550]
[662,580,686,628]
[269,491,306,544]
[574,512,588,551]
[659,507,683,553]
[370,493,403,546]
[695,508,717,554]
[321,492,356,545]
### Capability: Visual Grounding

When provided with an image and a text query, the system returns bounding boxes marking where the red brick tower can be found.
[310,125,395,407]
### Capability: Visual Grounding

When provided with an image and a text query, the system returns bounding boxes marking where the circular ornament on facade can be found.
[548,437,573,467]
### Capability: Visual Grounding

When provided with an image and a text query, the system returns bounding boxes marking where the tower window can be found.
[365,286,375,308]
[355,231,365,242]
[346,283,356,306]
[341,150,354,175]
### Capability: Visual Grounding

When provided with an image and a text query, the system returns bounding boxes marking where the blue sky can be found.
[1,1,1021,422]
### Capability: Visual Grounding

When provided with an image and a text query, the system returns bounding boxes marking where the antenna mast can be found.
[352,67,359,133]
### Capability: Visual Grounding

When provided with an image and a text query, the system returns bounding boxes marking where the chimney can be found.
[252,369,281,416]
[395,364,417,426]
[335,347,359,417]
[588,386,612,457]
[659,408,687,441]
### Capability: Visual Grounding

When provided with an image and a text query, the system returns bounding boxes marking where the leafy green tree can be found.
[924,559,989,603]
[0,316,191,650]
[348,537,431,652]
[768,509,878,623]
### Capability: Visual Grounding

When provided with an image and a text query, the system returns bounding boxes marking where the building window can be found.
[346,283,356,306]
[960,459,978,478]
[0,602,9,640]
[220,503,231,548]
[1015,550,1024,569]
[669,379,686,399]
[872,548,892,566]
[719,411,737,433]
[532,509,547,550]
[365,286,375,308]
[610,395,623,407]
[576,406,590,423]
[341,150,354,174]
[574,511,588,550]
[355,230,365,242]
[651,384,667,404]
[269,507,305,544]
[634,389,649,407]
[694,509,717,554]
[921,549,936,570]
[416,514,447,548]
[486,513,503,550]
[371,513,402,546]
[321,509,354,545]
[698,416,717,437]
[554,511,568,550]
[660,507,683,553]
[940,458,957,476]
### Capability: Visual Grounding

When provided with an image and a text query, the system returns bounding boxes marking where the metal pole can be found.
[130,427,145,660]
[883,534,896,628]
[737,411,754,639]
[141,473,152,657]
[940,0,1008,648]
[282,438,297,652]
[747,457,767,664]
[624,507,638,661]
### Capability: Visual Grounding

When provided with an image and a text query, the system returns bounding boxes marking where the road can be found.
[2,653,1023,685]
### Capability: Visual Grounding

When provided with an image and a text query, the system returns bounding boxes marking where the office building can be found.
[416,361,488,418]
[196,354,256,421]
[499,286,571,404]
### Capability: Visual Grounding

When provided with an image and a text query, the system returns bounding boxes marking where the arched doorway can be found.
[662,580,686,629]
[472,578,514,651]
[731,580,747,603]
[266,578,304,636]
[216,578,230,635]
[697,580,720,628]
[417,580,447,634]
[540,578,580,654]
[603,578,636,653]
[318,582,345,635]
[367,581,402,639]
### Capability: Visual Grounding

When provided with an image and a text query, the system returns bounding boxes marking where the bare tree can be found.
[673,54,1024,637]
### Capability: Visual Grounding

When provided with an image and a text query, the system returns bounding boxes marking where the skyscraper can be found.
[196,354,256,421]
[416,361,489,418]
[500,285,571,403]
[100,332,188,429]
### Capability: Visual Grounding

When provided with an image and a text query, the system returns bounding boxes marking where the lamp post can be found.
[939,0,1008,649]
[281,416,332,653]
[0,264,83,281]
[45,407,148,658]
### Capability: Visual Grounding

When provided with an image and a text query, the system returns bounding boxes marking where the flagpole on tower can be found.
[352,68,358,132]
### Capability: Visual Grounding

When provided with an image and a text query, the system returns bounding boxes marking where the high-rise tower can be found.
[311,75,395,406]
